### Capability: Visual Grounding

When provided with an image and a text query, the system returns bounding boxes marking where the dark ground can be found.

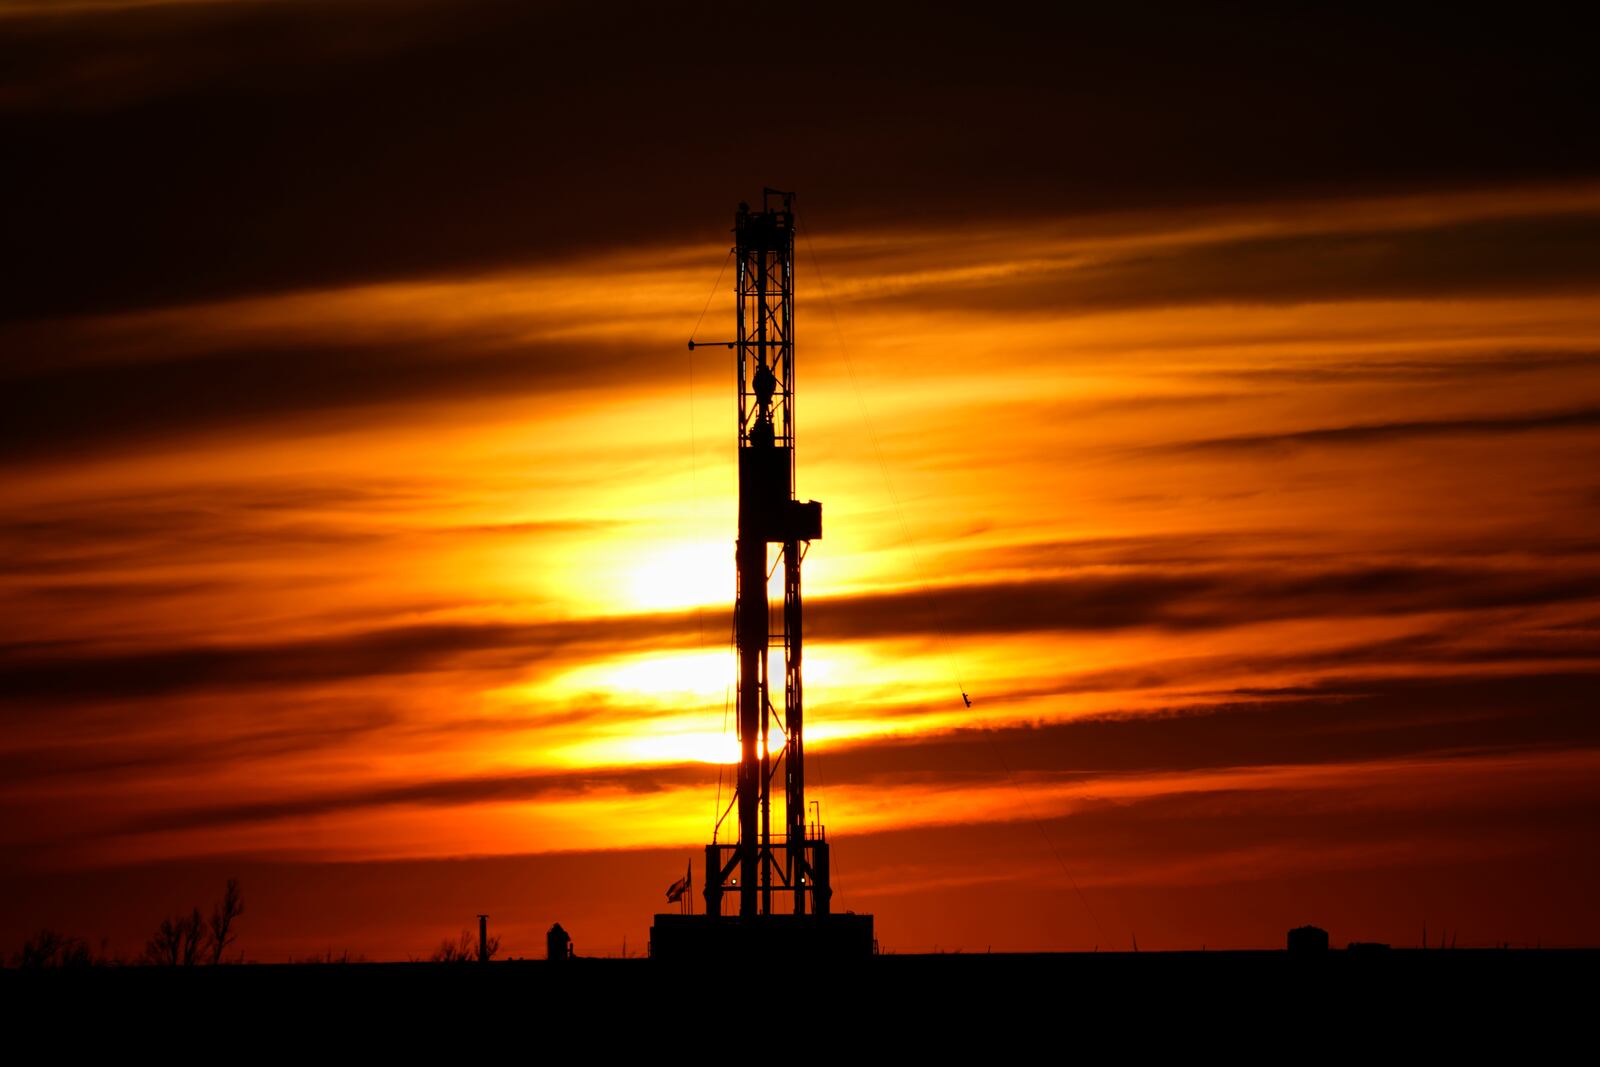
[7,949,1594,1044]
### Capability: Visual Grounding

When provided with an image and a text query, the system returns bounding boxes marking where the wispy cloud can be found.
[111,761,716,837]
[1149,405,1600,456]
[6,559,1598,706]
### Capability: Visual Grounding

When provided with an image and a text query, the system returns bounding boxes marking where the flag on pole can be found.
[666,873,690,903]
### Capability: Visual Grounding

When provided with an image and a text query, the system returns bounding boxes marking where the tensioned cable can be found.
[688,246,733,346]
[796,214,969,704]
[797,209,1110,946]
[688,247,736,838]
[687,246,734,661]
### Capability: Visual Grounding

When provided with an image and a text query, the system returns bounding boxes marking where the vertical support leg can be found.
[761,618,772,917]
[755,237,772,919]
[785,538,806,914]
[736,537,764,918]
[703,844,722,919]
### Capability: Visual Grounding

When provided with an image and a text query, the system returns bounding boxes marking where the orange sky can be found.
[4,2,1600,960]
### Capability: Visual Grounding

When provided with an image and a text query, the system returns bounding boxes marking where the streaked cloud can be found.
[3,1,1598,956]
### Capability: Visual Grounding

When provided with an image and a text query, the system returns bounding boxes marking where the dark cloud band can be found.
[4,560,1598,704]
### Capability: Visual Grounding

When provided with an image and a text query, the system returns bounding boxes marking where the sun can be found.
[618,540,732,613]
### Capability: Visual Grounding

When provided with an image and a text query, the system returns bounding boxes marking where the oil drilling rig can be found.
[650,190,874,958]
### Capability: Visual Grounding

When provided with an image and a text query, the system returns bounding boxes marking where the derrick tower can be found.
[652,189,872,957]
[720,188,824,918]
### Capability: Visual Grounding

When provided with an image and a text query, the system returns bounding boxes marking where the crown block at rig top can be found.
[649,190,874,959]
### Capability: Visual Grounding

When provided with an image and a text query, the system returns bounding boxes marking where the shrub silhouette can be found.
[430,928,499,963]
[16,929,95,968]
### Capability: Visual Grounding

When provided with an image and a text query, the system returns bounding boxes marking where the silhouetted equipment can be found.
[547,922,572,961]
[478,914,489,963]
[652,190,873,959]
[1347,941,1392,953]
[1288,925,1329,954]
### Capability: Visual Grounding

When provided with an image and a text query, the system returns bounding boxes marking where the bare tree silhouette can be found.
[143,915,185,966]
[208,878,244,965]
[180,907,205,966]
[143,880,244,965]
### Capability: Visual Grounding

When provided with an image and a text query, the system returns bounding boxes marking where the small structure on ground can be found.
[1288,925,1329,954]
[547,922,572,960]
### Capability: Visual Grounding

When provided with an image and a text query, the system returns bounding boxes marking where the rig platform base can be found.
[648,913,875,960]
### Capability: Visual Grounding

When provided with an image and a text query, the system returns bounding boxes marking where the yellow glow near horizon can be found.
[551,714,765,768]
[547,638,890,707]
[617,539,731,613]
[552,648,733,704]
[527,640,950,771]
[607,728,742,766]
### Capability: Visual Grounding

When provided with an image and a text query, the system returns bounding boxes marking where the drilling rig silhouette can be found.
[650,190,875,958]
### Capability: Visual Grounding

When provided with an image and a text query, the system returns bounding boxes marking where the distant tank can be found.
[546,922,573,961]
[1288,925,1329,954]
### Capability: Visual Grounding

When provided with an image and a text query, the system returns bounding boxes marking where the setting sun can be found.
[616,541,731,614]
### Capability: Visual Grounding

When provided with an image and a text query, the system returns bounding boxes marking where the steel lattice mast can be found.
[653,191,871,957]
[697,188,829,919]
